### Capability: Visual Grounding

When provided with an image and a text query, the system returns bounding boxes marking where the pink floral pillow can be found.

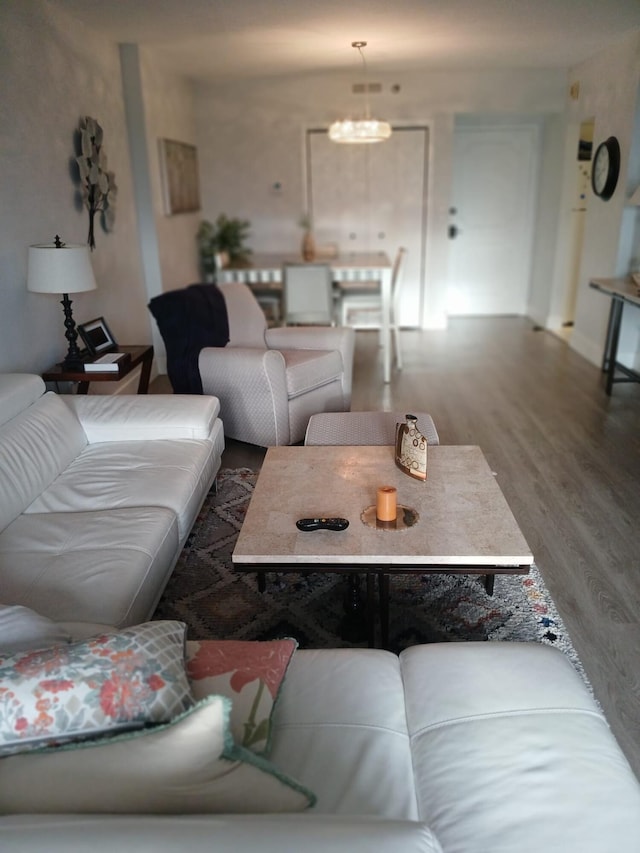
[186,638,297,755]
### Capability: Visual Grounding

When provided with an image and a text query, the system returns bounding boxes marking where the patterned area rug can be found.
[155,468,587,679]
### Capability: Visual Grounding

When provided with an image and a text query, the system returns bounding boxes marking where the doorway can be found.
[559,118,593,341]
[306,126,429,327]
[448,121,541,316]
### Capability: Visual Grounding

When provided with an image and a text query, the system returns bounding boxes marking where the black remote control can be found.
[296,517,349,532]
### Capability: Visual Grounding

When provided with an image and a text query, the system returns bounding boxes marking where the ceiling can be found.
[52,0,640,83]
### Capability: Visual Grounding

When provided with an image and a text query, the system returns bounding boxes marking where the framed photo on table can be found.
[77,316,117,356]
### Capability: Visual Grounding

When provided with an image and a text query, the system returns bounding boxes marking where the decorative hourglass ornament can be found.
[395,414,427,481]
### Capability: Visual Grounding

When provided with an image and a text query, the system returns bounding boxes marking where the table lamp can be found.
[27,235,97,369]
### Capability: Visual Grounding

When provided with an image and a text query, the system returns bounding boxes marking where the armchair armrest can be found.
[266,325,352,353]
[61,394,220,443]
[198,347,292,446]
[266,326,355,410]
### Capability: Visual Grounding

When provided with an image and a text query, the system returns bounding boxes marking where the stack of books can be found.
[83,352,131,373]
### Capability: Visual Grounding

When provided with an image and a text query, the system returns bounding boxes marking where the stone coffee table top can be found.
[232,445,533,569]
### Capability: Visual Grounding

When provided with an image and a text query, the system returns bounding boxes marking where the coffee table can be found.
[232,445,533,648]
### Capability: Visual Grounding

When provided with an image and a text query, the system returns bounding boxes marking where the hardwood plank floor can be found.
[152,318,640,779]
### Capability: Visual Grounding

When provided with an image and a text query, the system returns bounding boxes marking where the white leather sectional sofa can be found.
[0,373,224,636]
[2,373,640,851]
[3,642,640,851]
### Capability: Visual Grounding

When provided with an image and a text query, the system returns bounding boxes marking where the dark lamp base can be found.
[61,356,86,371]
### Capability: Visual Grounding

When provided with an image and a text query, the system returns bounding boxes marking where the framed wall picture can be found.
[78,316,117,355]
[159,139,201,215]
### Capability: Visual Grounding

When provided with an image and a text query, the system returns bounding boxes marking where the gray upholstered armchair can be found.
[198,282,355,447]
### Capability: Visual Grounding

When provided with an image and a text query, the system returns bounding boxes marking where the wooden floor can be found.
[152,318,640,779]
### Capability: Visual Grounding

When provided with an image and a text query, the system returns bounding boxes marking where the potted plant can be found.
[197,215,252,279]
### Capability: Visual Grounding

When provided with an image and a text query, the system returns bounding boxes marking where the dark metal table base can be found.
[601,296,640,395]
[253,563,529,649]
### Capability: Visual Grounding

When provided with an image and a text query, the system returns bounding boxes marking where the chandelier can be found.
[328,41,392,144]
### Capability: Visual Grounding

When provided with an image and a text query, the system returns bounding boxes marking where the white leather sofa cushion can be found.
[62,393,221,443]
[53,620,124,641]
[0,696,314,814]
[24,437,220,543]
[270,648,419,819]
[400,642,640,853]
[281,349,343,399]
[0,374,46,427]
[0,393,87,532]
[0,508,179,627]
[0,815,444,853]
[0,604,72,653]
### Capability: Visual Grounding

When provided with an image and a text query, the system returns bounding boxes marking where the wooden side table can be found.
[42,345,154,395]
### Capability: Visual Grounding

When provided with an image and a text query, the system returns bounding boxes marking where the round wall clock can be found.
[591,136,620,201]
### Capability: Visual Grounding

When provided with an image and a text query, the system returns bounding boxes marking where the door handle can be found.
[448,224,459,239]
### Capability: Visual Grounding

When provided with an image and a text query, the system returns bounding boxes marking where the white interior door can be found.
[448,124,540,315]
[307,127,428,326]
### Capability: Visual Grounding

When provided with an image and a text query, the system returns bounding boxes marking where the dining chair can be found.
[338,247,407,370]
[251,284,282,326]
[282,262,335,326]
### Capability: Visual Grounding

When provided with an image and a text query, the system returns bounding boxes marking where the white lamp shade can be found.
[27,242,97,295]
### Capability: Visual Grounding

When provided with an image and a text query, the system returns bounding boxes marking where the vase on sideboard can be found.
[301,230,316,262]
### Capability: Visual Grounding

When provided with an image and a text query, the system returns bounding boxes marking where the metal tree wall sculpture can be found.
[75,116,117,250]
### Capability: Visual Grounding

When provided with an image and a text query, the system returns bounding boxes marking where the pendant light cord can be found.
[353,41,371,121]
[328,41,391,143]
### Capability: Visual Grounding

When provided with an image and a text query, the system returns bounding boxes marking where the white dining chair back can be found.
[283,263,335,326]
[339,247,407,369]
[390,246,407,314]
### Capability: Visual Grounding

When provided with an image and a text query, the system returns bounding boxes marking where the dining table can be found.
[216,251,394,383]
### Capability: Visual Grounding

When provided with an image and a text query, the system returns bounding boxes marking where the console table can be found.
[42,344,154,394]
[590,278,640,395]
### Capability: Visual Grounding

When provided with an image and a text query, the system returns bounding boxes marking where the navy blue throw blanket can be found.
[148,283,230,393]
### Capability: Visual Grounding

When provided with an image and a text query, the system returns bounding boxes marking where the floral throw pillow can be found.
[186,638,297,755]
[0,621,193,756]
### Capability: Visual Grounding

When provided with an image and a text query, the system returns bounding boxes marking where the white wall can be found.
[0,1,209,380]
[617,69,640,372]
[560,32,640,368]
[118,45,204,372]
[140,49,202,292]
[194,67,567,329]
[0,0,148,375]
[528,114,567,327]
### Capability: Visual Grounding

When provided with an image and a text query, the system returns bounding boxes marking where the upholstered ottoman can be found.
[304,411,439,447]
